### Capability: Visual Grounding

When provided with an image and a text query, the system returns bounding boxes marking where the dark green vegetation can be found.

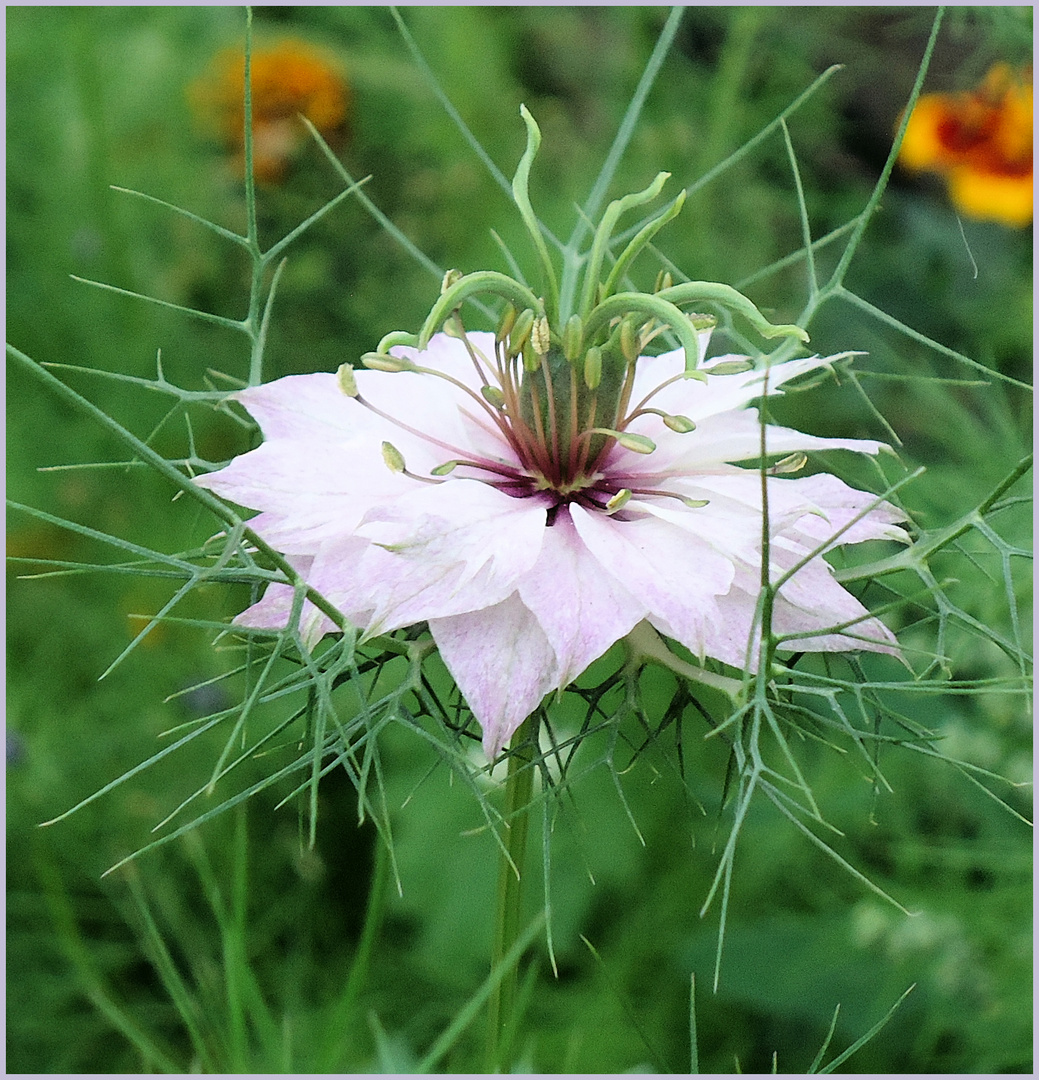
[8,7,1031,1073]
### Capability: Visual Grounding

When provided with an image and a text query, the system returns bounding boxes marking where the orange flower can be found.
[191,40,350,183]
[899,64,1033,227]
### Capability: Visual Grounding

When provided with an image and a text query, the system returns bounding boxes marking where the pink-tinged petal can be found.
[570,503,735,661]
[629,352,848,425]
[230,556,339,648]
[348,481,547,632]
[429,595,560,759]
[197,435,415,553]
[516,508,647,685]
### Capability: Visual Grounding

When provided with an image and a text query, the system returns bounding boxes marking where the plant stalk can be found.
[485,715,536,1072]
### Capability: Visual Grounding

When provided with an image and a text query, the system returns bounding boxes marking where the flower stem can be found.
[485,715,536,1073]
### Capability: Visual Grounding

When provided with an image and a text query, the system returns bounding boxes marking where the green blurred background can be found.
[7,6,1032,1072]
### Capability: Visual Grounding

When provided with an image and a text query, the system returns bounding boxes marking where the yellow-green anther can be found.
[682,369,709,384]
[663,413,696,433]
[769,451,808,475]
[431,460,459,476]
[654,269,674,293]
[381,441,406,474]
[531,314,551,356]
[521,342,541,372]
[481,385,506,409]
[497,303,518,343]
[619,319,639,364]
[605,488,632,513]
[562,314,584,362]
[336,362,358,398]
[589,428,655,454]
[441,268,463,294]
[584,345,602,389]
[689,313,717,331]
[708,359,755,375]
[443,317,465,339]
[362,351,414,372]
[508,308,536,358]
[682,497,710,508]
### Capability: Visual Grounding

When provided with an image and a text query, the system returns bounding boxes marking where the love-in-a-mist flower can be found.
[199,108,908,759]
[898,63,1033,227]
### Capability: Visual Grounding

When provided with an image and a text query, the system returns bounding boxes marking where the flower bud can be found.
[336,362,358,397]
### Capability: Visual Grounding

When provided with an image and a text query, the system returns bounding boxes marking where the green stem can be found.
[485,716,536,1072]
[318,833,390,1071]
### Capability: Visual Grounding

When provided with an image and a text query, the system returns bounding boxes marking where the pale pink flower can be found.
[198,330,907,759]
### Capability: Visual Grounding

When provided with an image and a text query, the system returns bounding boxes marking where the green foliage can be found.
[8,5,1031,1074]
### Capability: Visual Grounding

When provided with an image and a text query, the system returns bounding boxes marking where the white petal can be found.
[570,503,735,661]
[429,595,560,759]
[350,480,547,633]
[516,508,646,685]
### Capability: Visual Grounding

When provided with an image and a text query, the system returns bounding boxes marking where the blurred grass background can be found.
[7,6,1032,1072]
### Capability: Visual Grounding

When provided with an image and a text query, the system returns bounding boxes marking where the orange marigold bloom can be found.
[192,40,349,183]
[898,63,1033,227]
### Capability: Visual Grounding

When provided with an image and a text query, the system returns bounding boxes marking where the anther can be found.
[336,362,359,398]
[508,308,536,358]
[562,314,584,362]
[481,385,506,409]
[587,428,656,454]
[531,315,551,357]
[768,451,808,475]
[362,352,415,373]
[605,488,632,513]
[583,345,602,389]
[381,441,406,474]
[441,268,463,294]
[497,303,518,343]
[708,358,754,375]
